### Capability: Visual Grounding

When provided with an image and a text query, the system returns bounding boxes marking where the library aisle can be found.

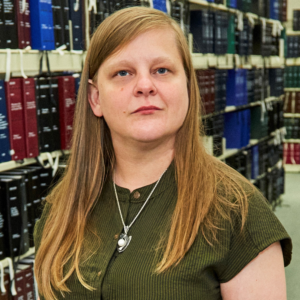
[275,173,300,299]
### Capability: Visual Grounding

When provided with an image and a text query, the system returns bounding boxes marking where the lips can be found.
[133,106,161,113]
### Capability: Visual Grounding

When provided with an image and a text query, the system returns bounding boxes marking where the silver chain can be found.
[113,169,167,235]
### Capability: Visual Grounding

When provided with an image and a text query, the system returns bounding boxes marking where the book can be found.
[2,0,18,48]
[0,80,11,163]
[29,0,55,50]
[0,175,29,258]
[35,77,61,152]
[69,0,84,50]
[58,76,76,150]
[4,79,27,161]
[16,0,31,49]
[1,168,39,248]
[52,0,70,50]
[21,78,39,158]
[190,10,210,54]
[15,264,35,300]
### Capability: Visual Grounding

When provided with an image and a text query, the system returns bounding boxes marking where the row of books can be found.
[284,143,300,165]
[284,66,300,88]
[285,36,300,58]
[284,118,300,140]
[254,166,284,207]
[0,166,53,260]
[0,75,79,164]
[225,139,283,181]
[190,10,280,56]
[0,257,37,300]
[293,10,300,32]
[226,0,287,22]
[0,0,189,50]
[196,68,284,115]
[284,92,300,114]
[205,100,284,152]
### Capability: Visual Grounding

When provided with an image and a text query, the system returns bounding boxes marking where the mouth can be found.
[133,106,161,114]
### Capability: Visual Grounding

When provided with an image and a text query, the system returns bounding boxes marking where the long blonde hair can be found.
[35,7,251,299]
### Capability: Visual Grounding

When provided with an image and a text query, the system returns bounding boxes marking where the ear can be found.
[88,79,103,117]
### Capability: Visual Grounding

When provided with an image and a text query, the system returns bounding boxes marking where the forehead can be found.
[101,28,182,67]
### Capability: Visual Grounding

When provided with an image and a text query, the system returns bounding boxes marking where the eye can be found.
[117,70,129,77]
[156,68,168,74]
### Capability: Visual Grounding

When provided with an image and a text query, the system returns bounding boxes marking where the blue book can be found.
[29,0,55,50]
[224,112,242,149]
[69,0,84,50]
[227,0,237,8]
[270,0,279,20]
[226,69,238,106]
[0,81,11,164]
[241,109,250,148]
[153,0,167,13]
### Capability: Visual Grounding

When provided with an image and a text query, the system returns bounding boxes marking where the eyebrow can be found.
[106,56,176,69]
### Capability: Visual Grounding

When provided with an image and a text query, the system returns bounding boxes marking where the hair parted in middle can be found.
[34,7,251,300]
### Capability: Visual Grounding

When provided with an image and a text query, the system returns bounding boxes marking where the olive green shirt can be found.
[34,164,292,300]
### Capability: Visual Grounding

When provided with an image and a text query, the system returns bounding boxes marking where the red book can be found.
[0,273,10,300]
[21,78,39,158]
[16,0,31,49]
[16,265,34,300]
[58,76,76,150]
[4,79,26,160]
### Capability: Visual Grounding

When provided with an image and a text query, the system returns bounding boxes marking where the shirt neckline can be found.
[108,161,176,203]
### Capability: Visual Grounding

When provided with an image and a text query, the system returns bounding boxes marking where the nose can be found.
[133,73,157,97]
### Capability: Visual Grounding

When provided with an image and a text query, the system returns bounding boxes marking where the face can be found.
[88,28,189,147]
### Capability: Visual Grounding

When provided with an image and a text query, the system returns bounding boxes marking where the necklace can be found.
[113,169,166,253]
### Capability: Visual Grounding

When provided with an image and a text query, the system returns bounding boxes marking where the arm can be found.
[220,242,286,300]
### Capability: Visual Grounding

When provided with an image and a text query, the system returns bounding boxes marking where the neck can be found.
[113,137,175,192]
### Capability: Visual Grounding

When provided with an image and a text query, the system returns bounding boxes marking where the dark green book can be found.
[227,14,235,54]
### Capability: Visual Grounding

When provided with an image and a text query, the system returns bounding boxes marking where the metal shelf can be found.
[286,58,300,67]
[203,96,282,119]
[284,113,300,118]
[0,150,70,172]
[191,54,285,70]
[0,247,35,269]
[0,50,85,77]
[284,88,300,92]
[284,164,300,173]
[283,139,300,143]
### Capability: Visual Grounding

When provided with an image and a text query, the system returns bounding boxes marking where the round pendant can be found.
[117,233,132,252]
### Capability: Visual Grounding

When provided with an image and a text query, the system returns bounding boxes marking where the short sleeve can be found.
[219,189,292,283]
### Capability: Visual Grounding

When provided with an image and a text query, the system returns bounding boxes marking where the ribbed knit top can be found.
[34,163,292,300]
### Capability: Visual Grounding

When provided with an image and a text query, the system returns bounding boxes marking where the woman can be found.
[34,6,292,300]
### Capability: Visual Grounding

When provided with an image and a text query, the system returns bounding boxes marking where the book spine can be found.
[21,78,39,158]
[4,79,27,161]
[0,80,11,163]
[16,0,25,49]
[35,78,53,152]
[29,0,55,50]
[3,0,18,48]
[58,76,75,150]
